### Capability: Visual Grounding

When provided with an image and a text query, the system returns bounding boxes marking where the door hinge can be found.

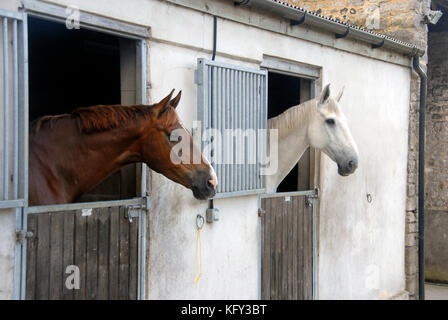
[258,208,265,217]
[16,230,33,244]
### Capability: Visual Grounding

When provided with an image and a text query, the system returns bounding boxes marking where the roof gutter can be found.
[234,0,425,57]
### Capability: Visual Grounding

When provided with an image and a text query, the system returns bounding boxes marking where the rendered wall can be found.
[0,209,15,299]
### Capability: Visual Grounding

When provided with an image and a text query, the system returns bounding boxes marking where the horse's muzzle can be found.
[337,158,358,176]
[191,170,217,200]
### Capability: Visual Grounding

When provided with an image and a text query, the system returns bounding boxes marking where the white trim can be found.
[21,0,149,39]
[261,55,321,79]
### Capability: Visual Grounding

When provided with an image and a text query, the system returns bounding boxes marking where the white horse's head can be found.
[307,84,359,176]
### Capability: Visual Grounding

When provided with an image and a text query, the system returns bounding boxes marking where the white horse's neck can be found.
[265,100,314,192]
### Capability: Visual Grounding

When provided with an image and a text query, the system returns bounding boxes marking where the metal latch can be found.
[305,188,319,207]
[16,230,33,244]
[125,205,143,223]
[258,208,265,217]
[124,196,150,223]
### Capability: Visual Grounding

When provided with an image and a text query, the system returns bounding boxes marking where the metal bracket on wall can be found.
[305,188,319,207]
[125,196,149,223]
[290,13,306,26]
[372,37,385,49]
[16,230,33,244]
[335,26,350,39]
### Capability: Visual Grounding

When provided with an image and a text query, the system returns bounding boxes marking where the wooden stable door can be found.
[261,195,313,300]
[26,206,139,300]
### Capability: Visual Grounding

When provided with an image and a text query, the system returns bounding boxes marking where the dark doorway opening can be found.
[28,16,137,202]
[268,72,313,193]
[28,17,121,121]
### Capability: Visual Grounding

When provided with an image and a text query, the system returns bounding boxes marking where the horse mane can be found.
[31,104,157,135]
[268,99,315,138]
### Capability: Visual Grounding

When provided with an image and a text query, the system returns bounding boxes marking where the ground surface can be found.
[425,282,448,300]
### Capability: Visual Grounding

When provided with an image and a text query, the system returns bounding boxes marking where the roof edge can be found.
[235,0,425,57]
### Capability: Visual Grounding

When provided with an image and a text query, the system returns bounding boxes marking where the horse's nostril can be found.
[348,159,358,171]
[208,172,218,190]
[207,178,216,191]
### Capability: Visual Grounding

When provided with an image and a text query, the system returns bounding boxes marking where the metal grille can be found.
[0,9,28,209]
[196,58,267,197]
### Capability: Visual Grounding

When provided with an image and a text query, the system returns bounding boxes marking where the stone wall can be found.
[286,0,431,299]
[286,0,428,47]
[424,30,448,283]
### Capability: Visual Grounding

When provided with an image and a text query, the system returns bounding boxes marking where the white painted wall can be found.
[0,209,16,299]
[141,1,411,299]
[0,0,411,299]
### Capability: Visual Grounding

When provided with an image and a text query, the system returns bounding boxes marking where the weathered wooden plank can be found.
[269,198,276,300]
[261,198,269,299]
[298,196,305,300]
[281,197,288,300]
[118,206,130,299]
[36,213,50,300]
[97,207,110,300]
[62,211,75,300]
[269,198,275,299]
[261,198,267,299]
[287,197,293,300]
[74,212,87,300]
[265,198,271,300]
[129,215,139,300]
[49,212,64,299]
[275,197,282,300]
[26,214,37,300]
[304,201,313,300]
[292,196,298,300]
[109,206,120,300]
[86,210,99,299]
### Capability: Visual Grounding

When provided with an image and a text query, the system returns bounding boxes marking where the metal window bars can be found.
[0,9,28,209]
[196,58,268,198]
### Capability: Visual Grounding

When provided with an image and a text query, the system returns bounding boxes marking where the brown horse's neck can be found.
[29,117,147,205]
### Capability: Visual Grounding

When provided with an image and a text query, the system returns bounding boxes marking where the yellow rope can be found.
[194,227,202,283]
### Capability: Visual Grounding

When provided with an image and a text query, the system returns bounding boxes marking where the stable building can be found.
[0,0,425,300]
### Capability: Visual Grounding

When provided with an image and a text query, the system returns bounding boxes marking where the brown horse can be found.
[29,90,217,206]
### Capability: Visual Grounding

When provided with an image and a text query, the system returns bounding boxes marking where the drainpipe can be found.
[209,16,218,213]
[412,54,427,301]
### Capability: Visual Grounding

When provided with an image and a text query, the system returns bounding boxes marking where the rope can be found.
[194,226,202,283]
[194,214,204,283]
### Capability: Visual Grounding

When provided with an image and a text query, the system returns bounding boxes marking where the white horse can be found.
[266,83,359,192]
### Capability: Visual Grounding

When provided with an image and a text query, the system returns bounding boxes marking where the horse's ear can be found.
[169,91,182,109]
[336,86,345,102]
[155,89,175,114]
[318,84,331,105]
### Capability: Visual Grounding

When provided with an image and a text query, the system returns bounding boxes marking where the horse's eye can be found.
[168,132,181,141]
[325,119,335,125]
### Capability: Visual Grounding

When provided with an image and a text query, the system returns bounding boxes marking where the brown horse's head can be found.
[142,90,217,200]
